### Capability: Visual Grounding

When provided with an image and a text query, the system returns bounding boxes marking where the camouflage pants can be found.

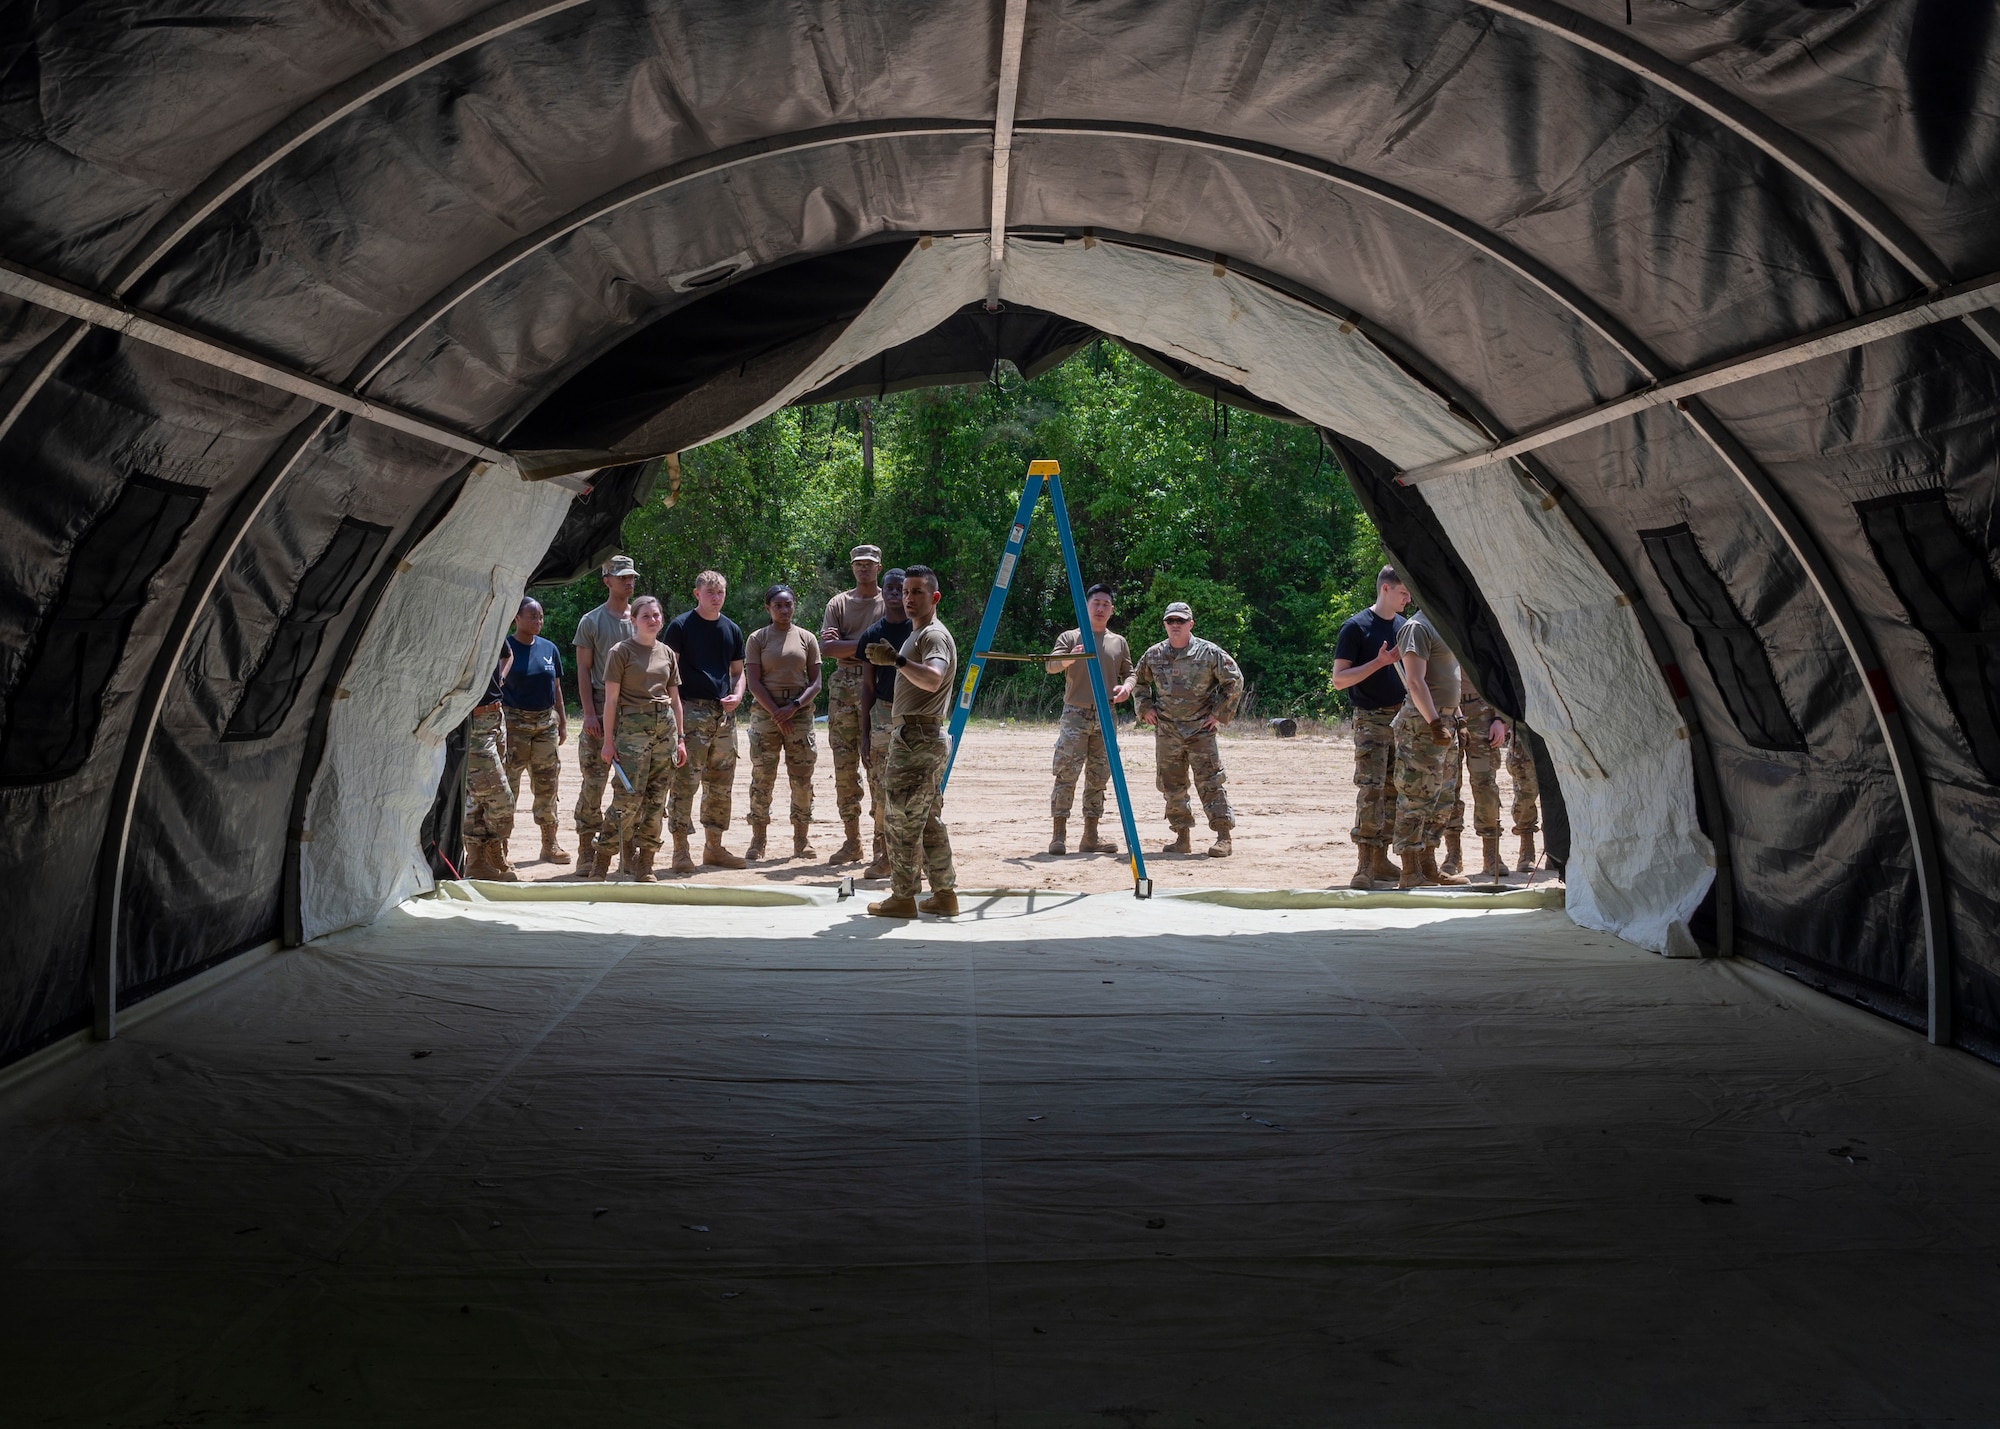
[500,706,562,840]
[865,701,892,834]
[1154,723,1233,832]
[574,701,614,847]
[1392,704,1458,853]
[668,700,739,835]
[826,663,869,823]
[884,722,954,898]
[1349,705,1398,848]
[1506,728,1541,834]
[602,706,679,857]
[1446,696,1502,838]
[463,705,513,841]
[746,700,816,827]
[1050,705,1113,819]
[1446,729,1504,838]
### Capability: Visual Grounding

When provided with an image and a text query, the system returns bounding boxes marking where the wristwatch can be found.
[895,654,908,668]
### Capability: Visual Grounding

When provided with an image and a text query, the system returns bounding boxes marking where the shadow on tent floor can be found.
[3,894,1997,1427]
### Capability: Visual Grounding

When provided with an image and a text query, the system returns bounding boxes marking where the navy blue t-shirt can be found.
[500,634,563,711]
[1334,609,1407,710]
[855,615,914,702]
[664,609,748,703]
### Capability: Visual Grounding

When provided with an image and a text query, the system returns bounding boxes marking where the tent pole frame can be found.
[55,108,1951,1038]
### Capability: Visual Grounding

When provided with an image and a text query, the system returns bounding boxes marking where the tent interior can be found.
[2,0,1999,1417]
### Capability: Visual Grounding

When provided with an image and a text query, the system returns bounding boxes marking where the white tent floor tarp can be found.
[4,894,1998,1425]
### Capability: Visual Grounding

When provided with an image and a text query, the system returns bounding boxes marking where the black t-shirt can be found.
[855,615,915,702]
[1334,608,1407,710]
[663,609,747,703]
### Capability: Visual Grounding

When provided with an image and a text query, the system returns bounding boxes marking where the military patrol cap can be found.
[1163,600,1194,620]
[602,554,639,578]
[850,544,883,564]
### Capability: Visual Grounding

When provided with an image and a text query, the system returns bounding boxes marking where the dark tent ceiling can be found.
[0,0,1995,1070]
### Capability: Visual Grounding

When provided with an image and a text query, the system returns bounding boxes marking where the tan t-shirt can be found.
[747,624,821,698]
[1397,611,1461,714]
[821,588,885,665]
[603,638,679,712]
[892,619,958,722]
[1053,627,1134,710]
[574,603,636,695]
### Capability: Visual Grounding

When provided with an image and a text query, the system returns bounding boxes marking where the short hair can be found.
[517,596,543,615]
[763,583,794,606]
[1085,582,1115,601]
[903,565,939,592]
[631,594,663,618]
[1377,565,1402,587]
[693,569,726,592]
[883,567,907,585]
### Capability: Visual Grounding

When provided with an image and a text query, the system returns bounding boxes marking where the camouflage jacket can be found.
[1133,636,1244,733]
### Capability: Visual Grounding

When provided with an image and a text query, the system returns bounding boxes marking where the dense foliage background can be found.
[536,342,1387,719]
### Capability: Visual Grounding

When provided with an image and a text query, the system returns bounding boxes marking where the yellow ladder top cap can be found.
[1026,459,1060,476]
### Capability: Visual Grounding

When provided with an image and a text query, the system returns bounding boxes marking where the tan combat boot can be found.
[745,823,767,861]
[793,821,817,859]
[1397,848,1427,890]
[1516,831,1538,872]
[459,840,494,880]
[702,831,746,869]
[1049,817,1068,855]
[1369,845,1403,882]
[589,839,617,880]
[1080,818,1118,855]
[1422,844,1468,887]
[540,827,570,864]
[1161,828,1192,855]
[1207,827,1233,858]
[919,889,960,916]
[669,832,695,877]
[868,893,919,918]
[1350,847,1376,889]
[1480,836,1506,880]
[829,816,863,865]
[864,828,891,880]
[1441,829,1464,875]
[628,844,657,884]
[486,840,520,883]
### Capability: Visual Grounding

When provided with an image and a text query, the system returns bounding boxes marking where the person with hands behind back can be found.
[1389,607,1469,888]
[598,595,686,884]
[744,584,822,862]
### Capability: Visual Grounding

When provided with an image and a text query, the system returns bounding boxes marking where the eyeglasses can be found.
[1163,616,1191,625]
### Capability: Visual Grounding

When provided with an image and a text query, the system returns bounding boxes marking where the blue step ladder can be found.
[943,460,1152,898]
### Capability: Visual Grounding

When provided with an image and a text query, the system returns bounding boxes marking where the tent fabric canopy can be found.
[0,0,1995,1065]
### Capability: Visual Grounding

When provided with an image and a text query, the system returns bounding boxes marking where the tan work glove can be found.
[864,640,900,667]
[1428,717,1452,746]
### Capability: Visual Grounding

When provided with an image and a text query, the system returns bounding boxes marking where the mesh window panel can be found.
[1640,524,1806,752]
[0,474,206,784]
[225,518,390,741]
[1857,492,2000,783]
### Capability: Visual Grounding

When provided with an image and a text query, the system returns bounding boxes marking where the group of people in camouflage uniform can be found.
[1332,565,1541,889]
[464,550,1534,898]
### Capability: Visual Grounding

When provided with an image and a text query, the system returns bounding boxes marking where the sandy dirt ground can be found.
[495,717,1558,894]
